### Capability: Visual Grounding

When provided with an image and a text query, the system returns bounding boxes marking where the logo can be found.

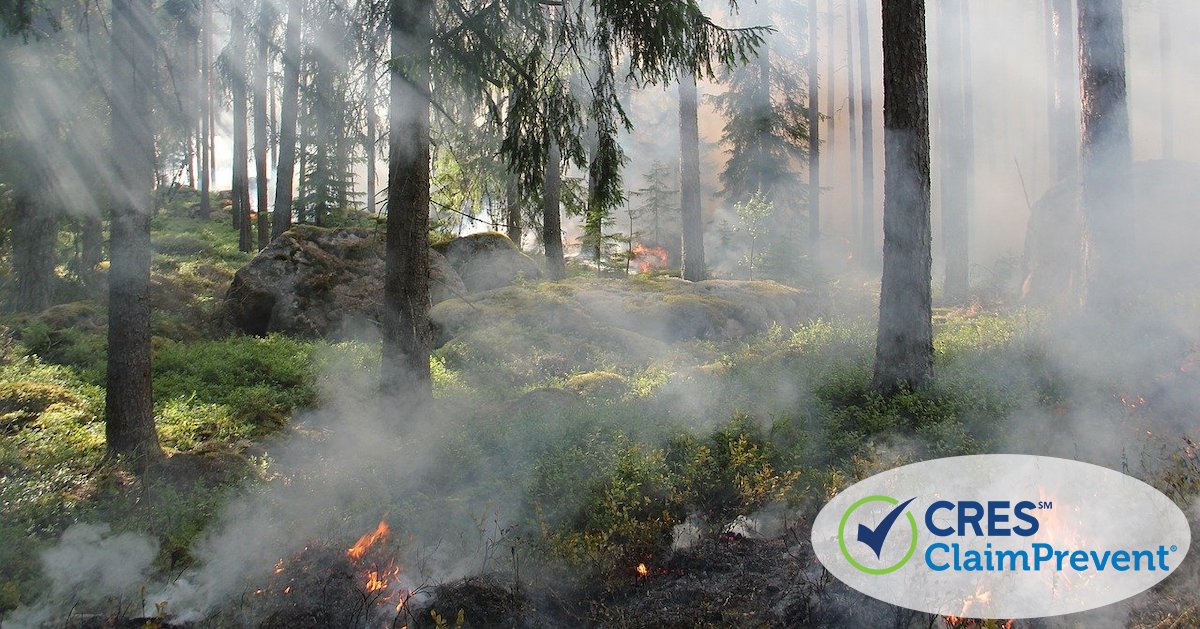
[838,495,917,574]
[811,455,1192,618]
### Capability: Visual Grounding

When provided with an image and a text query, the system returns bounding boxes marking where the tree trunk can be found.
[938,0,971,302]
[1048,0,1078,182]
[1078,0,1133,314]
[825,0,835,176]
[273,0,301,238]
[679,73,706,281]
[11,193,55,312]
[872,0,933,393]
[107,0,163,468]
[858,0,877,265]
[365,43,378,216]
[81,215,103,278]
[506,173,521,245]
[381,0,434,402]
[846,0,861,257]
[254,0,271,249]
[198,0,211,219]
[231,5,252,251]
[542,140,567,279]
[807,0,821,254]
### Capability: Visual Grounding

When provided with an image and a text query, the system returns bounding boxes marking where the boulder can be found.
[225,225,467,337]
[433,232,542,292]
[1023,160,1200,304]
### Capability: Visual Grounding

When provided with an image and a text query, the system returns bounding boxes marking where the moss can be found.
[0,380,84,431]
[565,371,630,400]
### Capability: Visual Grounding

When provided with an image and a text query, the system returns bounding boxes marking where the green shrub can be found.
[667,414,800,531]
[153,335,317,428]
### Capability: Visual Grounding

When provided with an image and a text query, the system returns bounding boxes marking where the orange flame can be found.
[347,520,389,560]
[631,244,669,273]
[635,563,649,577]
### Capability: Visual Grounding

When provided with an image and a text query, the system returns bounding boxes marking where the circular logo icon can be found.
[838,495,918,574]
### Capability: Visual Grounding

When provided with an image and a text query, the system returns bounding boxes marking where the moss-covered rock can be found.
[432,232,542,292]
[224,226,468,337]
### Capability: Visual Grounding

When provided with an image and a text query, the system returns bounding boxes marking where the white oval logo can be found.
[810,454,1191,619]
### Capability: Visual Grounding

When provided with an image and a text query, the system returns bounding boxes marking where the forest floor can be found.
[1,192,1198,627]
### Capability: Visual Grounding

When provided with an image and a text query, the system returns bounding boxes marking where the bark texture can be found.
[231,4,252,251]
[381,0,434,402]
[198,0,211,218]
[1078,0,1133,314]
[679,74,706,282]
[807,0,821,253]
[107,0,163,466]
[254,0,271,249]
[872,0,933,392]
[857,0,877,265]
[273,0,301,238]
[542,141,566,280]
[11,193,55,312]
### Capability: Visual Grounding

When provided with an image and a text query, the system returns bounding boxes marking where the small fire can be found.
[635,563,649,577]
[348,520,389,560]
[631,243,669,273]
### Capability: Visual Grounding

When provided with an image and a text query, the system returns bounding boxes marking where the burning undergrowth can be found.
[243,520,421,628]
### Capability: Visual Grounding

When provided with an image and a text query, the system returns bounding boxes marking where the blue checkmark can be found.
[857,497,916,559]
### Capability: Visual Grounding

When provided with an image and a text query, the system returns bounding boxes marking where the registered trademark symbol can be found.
[1171,545,1178,552]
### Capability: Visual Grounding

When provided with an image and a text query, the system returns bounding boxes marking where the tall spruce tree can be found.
[872,0,933,392]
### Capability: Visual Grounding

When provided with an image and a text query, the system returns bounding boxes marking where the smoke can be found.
[3,524,158,629]
[5,0,1200,626]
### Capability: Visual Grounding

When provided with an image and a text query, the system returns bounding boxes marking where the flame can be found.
[348,520,389,560]
[635,563,649,577]
[631,243,669,273]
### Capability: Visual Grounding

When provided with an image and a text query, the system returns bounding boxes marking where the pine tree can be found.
[872,0,933,393]
[1078,0,1133,314]
[106,0,163,468]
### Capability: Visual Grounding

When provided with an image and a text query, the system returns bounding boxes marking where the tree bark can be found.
[872,0,933,393]
[542,140,567,279]
[825,0,835,177]
[679,73,706,281]
[273,0,301,238]
[11,193,55,312]
[381,0,434,402]
[807,0,821,254]
[857,0,877,265]
[198,0,211,219]
[365,38,379,217]
[107,0,163,467]
[254,0,271,249]
[1048,0,1078,182]
[1078,0,1133,314]
[231,4,252,251]
[938,0,971,302]
[846,0,861,257]
[506,173,521,245]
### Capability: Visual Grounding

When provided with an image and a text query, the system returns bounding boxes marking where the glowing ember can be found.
[631,243,669,273]
[635,563,649,577]
[347,520,389,560]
